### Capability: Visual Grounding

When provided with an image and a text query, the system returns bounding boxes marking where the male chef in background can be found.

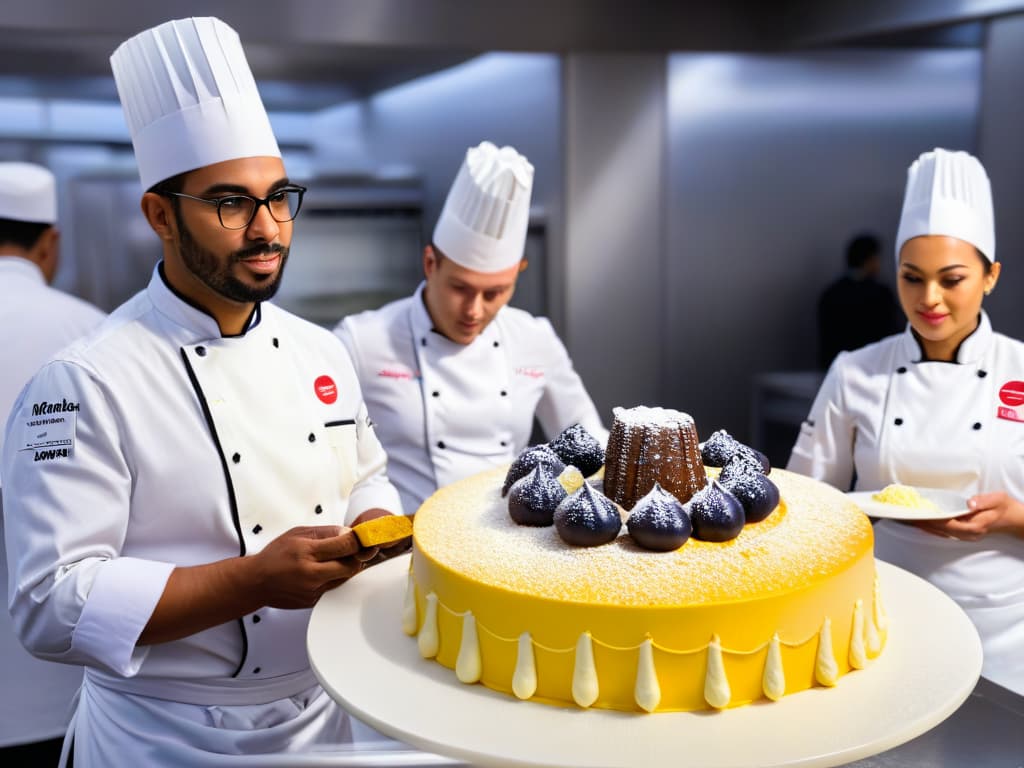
[335,141,606,515]
[0,162,104,762]
[1,17,403,766]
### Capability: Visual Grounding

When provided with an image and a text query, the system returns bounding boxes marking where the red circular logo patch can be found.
[999,380,1024,407]
[314,375,338,404]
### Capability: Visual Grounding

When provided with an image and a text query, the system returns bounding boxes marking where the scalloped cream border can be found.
[405,570,888,711]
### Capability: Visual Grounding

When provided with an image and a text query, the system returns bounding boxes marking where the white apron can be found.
[64,670,350,767]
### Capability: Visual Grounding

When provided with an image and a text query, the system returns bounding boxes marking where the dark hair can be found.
[148,171,187,196]
[846,234,881,269]
[148,171,189,214]
[428,243,448,264]
[977,248,994,275]
[0,217,51,250]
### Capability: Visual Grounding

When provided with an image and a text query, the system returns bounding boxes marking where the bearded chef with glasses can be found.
[1,17,404,767]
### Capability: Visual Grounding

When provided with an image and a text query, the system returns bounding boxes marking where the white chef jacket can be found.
[0,256,105,483]
[788,311,1024,695]
[0,255,104,748]
[334,283,608,515]
[1,265,401,764]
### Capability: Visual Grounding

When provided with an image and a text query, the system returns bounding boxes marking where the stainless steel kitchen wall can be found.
[2,53,560,328]
[664,49,981,443]
[310,53,561,325]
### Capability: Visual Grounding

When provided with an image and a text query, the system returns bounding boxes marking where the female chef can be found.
[788,147,1024,695]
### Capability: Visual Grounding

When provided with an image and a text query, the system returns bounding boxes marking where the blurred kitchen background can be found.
[2,0,1022,466]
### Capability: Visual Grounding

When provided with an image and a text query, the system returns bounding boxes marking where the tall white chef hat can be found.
[0,162,57,224]
[110,17,280,191]
[432,141,534,272]
[895,147,995,263]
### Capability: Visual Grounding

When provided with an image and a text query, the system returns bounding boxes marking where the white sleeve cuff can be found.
[72,557,175,676]
[347,480,404,523]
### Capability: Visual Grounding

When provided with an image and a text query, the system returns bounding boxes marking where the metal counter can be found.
[844,676,1024,768]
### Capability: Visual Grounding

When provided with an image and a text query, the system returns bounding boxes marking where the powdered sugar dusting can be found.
[603,405,707,510]
[414,466,873,606]
[612,405,694,428]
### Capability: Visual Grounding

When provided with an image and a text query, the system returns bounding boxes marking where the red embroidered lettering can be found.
[997,406,1024,423]
[515,367,544,379]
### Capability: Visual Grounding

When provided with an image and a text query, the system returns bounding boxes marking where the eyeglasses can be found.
[161,185,307,230]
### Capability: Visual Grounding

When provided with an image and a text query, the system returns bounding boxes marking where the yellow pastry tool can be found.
[352,514,413,548]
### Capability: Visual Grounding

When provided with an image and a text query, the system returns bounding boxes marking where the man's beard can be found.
[177,212,289,303]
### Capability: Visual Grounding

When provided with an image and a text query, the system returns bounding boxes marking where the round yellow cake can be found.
[404,466,886,713]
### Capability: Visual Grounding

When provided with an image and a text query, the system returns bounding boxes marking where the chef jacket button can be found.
[894,418,903,426]
[500,440,507,447]
[437,440,446,449]
[272,337,279,348]
[421,337,427,347]
[432,390,440,398]
[232,452,241,464]
[253,524,263,534]
[493,341,500,348]
[896,366,907,374]
[252,614,261,624]
[500,390,508,397]
[196,346,207,357]
[253,667,261,674]
[973,422,982,430]
[978,370,988,378]
[315,504,323,515]
[308,433,316,443]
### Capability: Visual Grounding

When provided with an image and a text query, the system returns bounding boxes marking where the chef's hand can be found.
[252,525,377,609]
[913,492,1024,541]
[351,507,414,565]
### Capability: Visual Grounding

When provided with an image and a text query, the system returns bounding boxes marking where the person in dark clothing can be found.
[817,233,903,369]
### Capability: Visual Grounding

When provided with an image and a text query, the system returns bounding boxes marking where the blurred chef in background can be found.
[1,17,402,766]
[0,161,103,762]
[789,147,1024,695]
[816,231,902,370]
[335,141,607,515]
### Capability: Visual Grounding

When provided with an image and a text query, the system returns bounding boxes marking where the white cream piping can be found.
[634,638,661,713]
[815,617,838,686]
[455,611,481,683]
[762,633,786,701]
[417,592,440,658]
[512,632,537,700]
[572,632,599,708]
[704,635,731,709]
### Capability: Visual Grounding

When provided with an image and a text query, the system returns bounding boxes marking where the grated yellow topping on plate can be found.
[871,484,938,511]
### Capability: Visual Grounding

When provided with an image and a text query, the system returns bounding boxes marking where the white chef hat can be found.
[432,141,534,272]
[110,17,280,191]
[0,162,57,224]
[895,147,995,263]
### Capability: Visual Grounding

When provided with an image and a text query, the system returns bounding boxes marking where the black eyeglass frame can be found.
[160,185,307,230]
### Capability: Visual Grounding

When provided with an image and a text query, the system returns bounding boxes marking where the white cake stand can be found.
[308,557,981,768]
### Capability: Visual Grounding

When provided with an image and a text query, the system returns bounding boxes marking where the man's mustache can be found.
[234,243,287,260]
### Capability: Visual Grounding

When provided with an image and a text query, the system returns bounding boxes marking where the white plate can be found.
[847,488,970,521]
[308,556,981,768]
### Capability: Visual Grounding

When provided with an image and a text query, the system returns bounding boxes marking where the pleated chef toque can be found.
[895,148,995,263]
[432,141,534,272]
[110,17,280,191]
[0,162,56,224]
